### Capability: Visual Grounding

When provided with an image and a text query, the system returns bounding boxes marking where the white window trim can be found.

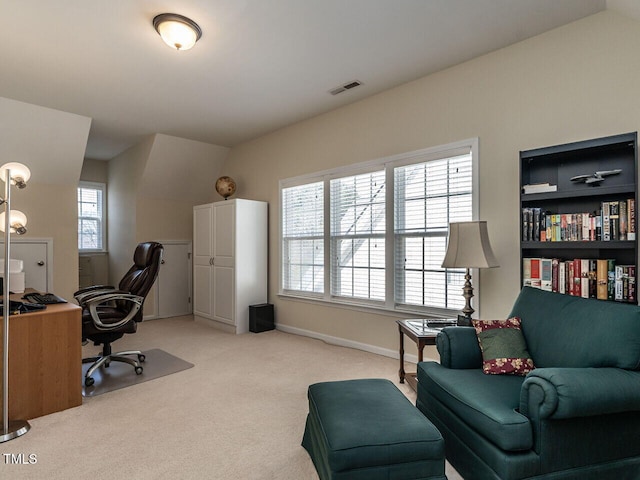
[78,180,107,253]
[279,138,479,318]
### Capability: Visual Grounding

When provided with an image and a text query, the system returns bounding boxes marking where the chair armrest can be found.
[74,284,115,296]
[74,285,116,304]
[76,288,127,305]
[520,368,640,420]
[84,291,144,330]
[436,326,482,369]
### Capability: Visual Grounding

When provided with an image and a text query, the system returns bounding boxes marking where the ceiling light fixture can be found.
[153,13,202,51]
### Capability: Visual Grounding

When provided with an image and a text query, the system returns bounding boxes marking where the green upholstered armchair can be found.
[416,287,640,480]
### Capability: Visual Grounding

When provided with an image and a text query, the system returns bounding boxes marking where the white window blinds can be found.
[78,182,105,251]
[279,139,477,314]
[394,153,472,310]
[330,170,386,302]
[281,182,324,294]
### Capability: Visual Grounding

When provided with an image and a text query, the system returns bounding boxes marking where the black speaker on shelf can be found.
[249,303,275,333]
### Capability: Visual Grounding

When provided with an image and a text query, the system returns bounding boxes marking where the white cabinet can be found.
[193,199,267,333]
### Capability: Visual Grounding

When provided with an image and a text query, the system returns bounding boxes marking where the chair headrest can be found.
[134,242,163,268]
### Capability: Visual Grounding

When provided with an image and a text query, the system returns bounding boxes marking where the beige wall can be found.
[107,137,152,284]
[108,133,228,318]
[80,158,108,184]
[0,97,90,301]
[79,158,110,287]
[14,183,78,301]
[223,10,640,358]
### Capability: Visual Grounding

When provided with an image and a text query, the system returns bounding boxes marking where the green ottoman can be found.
[302,378,447,480]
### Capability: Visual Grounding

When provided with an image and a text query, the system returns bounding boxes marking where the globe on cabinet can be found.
[215,176,236,199]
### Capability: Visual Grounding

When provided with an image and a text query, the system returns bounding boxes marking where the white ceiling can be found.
[0,0,611,160]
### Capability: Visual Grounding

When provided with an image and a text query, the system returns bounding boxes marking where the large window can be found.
[280,139,477,315]
[394,155,472,310]
[331,170,386,302]
[281,182,324,293]
[78,181,106,252]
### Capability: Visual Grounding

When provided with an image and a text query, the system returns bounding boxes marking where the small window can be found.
[78,181,106,252]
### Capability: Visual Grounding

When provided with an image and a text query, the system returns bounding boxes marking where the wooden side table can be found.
[396,319,456,391]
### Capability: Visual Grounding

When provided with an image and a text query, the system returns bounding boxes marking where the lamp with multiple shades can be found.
[0,162,30,443]
[441,221,499,326]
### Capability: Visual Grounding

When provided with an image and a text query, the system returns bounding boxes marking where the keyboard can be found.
[22,292,67,304]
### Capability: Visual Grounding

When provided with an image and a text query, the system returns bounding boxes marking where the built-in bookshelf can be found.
[520,132,638,304]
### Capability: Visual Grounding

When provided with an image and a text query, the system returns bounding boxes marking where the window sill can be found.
[277,292,460,320]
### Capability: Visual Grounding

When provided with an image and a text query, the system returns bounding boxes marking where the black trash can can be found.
[249,303,275,333]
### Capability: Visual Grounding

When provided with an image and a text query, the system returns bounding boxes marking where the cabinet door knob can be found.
[161,259,165,264]
[37,261,45,266]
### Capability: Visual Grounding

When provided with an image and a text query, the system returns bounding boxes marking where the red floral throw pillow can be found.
[472,317,535,376]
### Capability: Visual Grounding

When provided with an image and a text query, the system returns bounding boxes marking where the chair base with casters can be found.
[82,341,146,387]
[75,242,164,388]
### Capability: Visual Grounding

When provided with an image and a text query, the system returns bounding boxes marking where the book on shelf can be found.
[530,258,541,288]
[522,258,532,287]
[620,200,628,241]
[521,197,635,243]
[522,257,636,303]
[541,258,552,291]
[628,199,636,241]
[602,202,610,241]
[522,183,558,194]
[607,259,616,300]
[596,259,610,300]
[610,201,620,241]
[614,265,637,303]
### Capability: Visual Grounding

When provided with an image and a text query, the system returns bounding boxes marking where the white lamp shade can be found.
[441,221,499,269]
[0,210,27,234]
[153,14,202,50]
[0,162,31,185]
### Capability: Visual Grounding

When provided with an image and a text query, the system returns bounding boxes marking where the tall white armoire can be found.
[193,199,268,334]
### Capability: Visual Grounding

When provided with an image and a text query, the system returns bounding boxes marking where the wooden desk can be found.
[0,297,82,420]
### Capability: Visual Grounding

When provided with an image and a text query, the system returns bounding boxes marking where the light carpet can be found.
[1,316,462,480]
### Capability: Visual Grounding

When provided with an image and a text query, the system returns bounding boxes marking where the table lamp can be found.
[441,221,499,326]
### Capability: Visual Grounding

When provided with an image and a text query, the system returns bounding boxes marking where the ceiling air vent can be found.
[329,80,363,96]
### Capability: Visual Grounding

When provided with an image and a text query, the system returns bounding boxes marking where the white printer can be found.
[0,259,26,293]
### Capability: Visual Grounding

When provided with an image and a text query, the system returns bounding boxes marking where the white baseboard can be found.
[276,323,439,365]
[194,315,238,334]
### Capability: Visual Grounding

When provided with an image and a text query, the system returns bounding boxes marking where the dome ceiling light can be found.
[153,13,202,51]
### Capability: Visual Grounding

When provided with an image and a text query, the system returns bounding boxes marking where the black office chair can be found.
[75,241,163,387]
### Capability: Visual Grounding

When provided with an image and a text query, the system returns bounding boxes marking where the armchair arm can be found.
[83,291,143,331]
[436,326,483,369]
[520,368,640,420]
[74,285,116,304]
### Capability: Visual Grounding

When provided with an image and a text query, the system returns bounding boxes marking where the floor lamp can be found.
[0,162,30,443]
[441,221,499,327]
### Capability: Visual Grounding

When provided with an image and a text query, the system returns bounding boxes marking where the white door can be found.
[214,202,234,259]
[0,238,52,293]
[156,242,192,318]
[212,202,235,325]
[213,264,234,324]
[193,204,214,318]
